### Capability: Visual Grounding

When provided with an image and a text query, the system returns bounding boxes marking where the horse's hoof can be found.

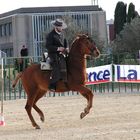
[40,116,45,122]
[84,108,89,114]
[35,125,41,129]
[80,112,86,119]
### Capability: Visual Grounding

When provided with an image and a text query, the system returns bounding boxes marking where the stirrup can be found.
[48,84,56,92]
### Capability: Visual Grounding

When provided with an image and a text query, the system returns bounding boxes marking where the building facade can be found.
[0,5,107,57]
[107,19,115,43]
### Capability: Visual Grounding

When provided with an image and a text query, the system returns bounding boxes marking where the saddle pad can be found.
[40,62,52,70]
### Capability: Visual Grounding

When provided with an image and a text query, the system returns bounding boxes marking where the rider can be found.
[45,18,69,91]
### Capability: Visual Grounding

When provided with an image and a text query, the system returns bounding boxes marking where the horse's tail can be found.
[12,72,22,88]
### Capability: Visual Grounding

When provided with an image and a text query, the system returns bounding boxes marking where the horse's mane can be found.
[69,34,88,56]
[70,34,88,50]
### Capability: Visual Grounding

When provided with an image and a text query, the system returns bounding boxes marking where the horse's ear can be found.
[76,34,81,39]
[76,36,80,40]
[83,33,89,38]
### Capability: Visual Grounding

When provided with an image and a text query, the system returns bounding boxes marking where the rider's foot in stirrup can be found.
[48,83,56,92]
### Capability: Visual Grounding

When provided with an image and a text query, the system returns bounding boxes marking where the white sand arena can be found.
[0,93,140,140]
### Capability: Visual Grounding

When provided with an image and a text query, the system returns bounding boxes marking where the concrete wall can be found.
[12,15,33,57]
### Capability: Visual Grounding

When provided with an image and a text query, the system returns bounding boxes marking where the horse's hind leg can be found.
[33,90,46,122]
[33,104,45,122]
[12,72,22,88]
[25,93,41,129]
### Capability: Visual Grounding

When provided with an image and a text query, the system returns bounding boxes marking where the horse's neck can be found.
[68,49,86,74]
[67,52,86,85]
[67,41,87,84]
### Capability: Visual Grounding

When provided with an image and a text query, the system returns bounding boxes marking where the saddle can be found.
[40,61,52,70]
[40,52,67,82]
[40,52,52,70]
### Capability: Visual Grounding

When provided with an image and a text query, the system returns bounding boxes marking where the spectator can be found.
[20,45,28,57]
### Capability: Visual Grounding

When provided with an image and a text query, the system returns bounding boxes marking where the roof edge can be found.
[0,5,103,18]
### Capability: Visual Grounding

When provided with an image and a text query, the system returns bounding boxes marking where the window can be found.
[8,22,12,36]
[0,25,2,37]
[0,22,12,37]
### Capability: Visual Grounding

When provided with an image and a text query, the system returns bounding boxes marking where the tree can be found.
[127,3,136,23]
[63,15,104,53]
[111,2,140,64]
[62,15,83,44]
[113,17,140,54]
[114,1,127,38]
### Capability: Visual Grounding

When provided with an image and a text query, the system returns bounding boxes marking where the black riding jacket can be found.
[45,29,67,53]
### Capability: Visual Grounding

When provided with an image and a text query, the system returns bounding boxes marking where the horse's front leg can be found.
[74,85,94,119]
[80,89,93,119]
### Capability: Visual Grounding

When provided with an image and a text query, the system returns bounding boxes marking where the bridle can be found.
[86,36,97,53]
[69,34,97,60]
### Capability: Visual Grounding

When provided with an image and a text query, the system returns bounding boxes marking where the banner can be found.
[114,65,140,82]
[86,64,112,85]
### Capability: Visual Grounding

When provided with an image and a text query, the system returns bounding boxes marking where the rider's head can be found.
[51,19,67,33]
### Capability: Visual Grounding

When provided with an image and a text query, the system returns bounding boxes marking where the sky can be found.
[0,0,140,20]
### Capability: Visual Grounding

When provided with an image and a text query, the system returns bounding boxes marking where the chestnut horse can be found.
[13,34,100,129]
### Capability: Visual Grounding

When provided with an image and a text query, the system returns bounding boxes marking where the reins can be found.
[68,54,94,60]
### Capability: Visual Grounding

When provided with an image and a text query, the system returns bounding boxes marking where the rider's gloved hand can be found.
[57,47,65,52]
[65,48,69,53]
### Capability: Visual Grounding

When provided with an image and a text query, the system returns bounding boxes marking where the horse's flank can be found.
[21,64,69,92]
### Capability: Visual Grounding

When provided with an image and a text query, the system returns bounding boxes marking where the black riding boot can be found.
[48,54,61,91]
[48,82,56,92]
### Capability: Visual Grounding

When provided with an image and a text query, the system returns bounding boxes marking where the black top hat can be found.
[51,19,67,29]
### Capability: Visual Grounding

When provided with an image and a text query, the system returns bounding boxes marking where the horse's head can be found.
[72,34,100,58]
